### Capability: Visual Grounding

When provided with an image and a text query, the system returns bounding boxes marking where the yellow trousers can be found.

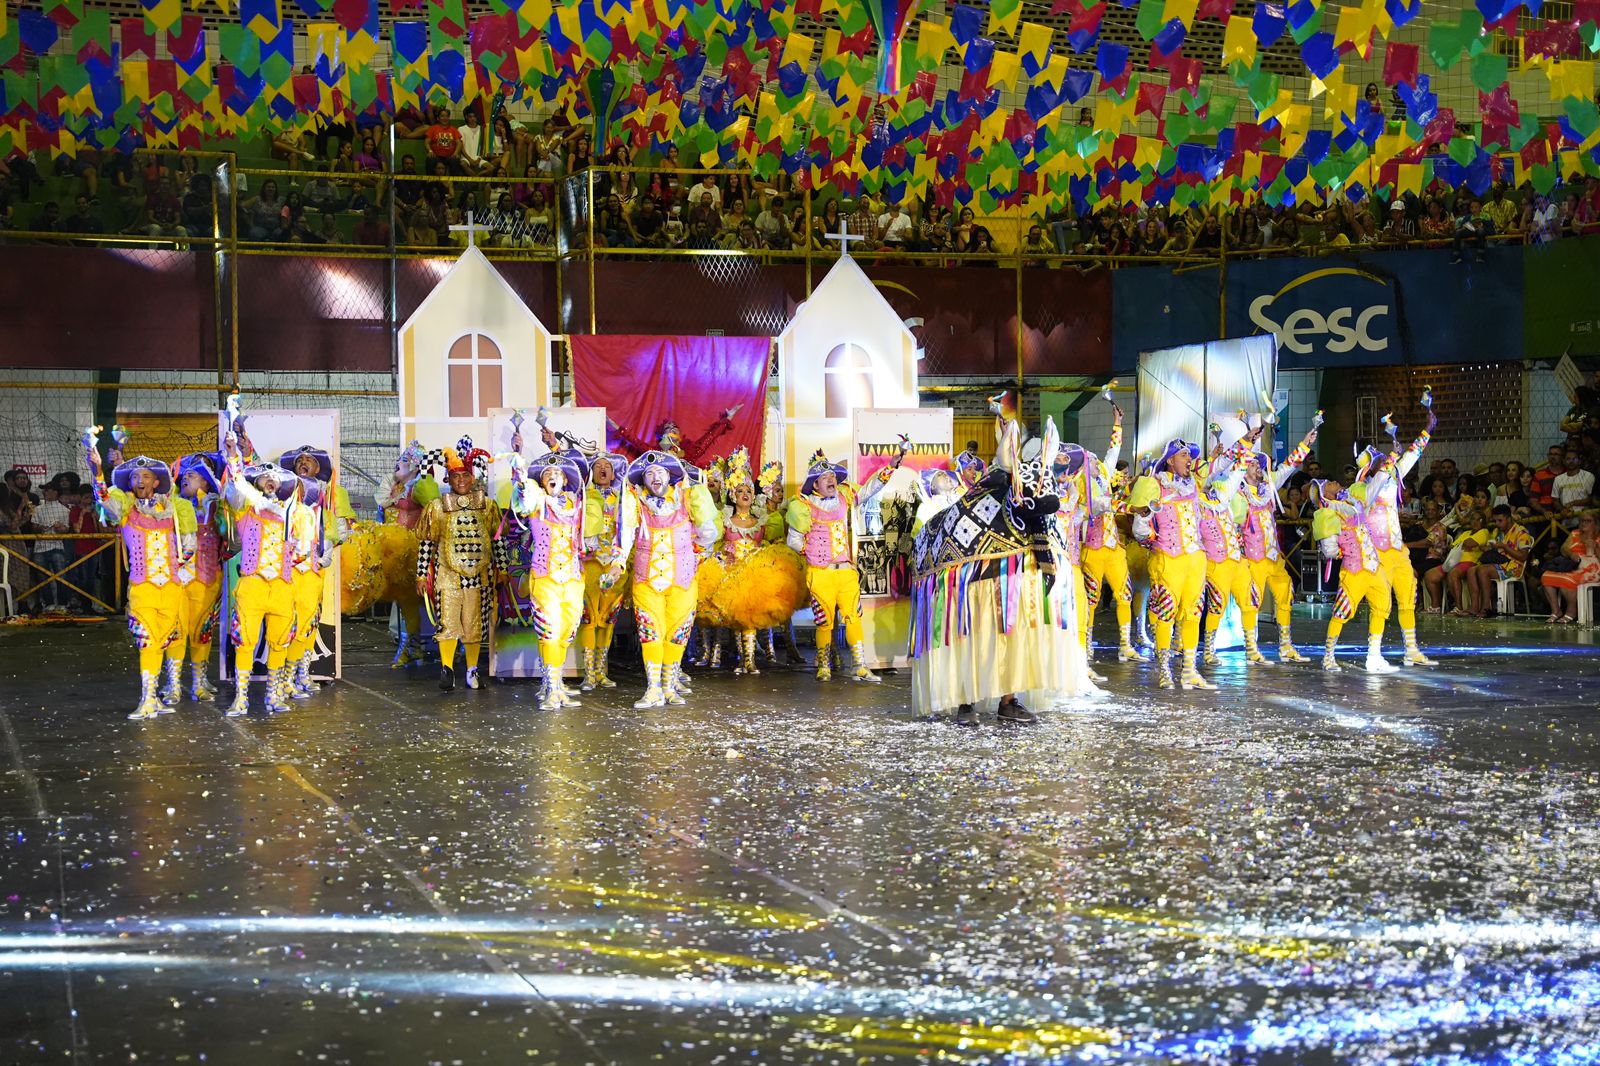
[633,581,695,667]
[807,566,864,651]
[1376,547,1417,631]
[1327,567,1391,640]
[1248,557,1294,630]
[128,581,183,674]
[1204,558,1259,636]
[174,579,222,666]
[578,559,630,653]
[235,574,295,675]
[527,573,585,665]
[1149,551,1206,653]
[1081,544,1132,626]
[286,568,325,661]
[1067,560,1090,650]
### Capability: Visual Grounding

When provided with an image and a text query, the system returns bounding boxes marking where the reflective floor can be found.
[1,614,1598,1065]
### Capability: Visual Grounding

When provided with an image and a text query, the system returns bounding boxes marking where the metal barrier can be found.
[0,534,123,619]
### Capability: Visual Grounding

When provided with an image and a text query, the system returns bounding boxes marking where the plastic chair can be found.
[0,547,15,620]
[1495,577,1530,617]
[1577,582,1600,626]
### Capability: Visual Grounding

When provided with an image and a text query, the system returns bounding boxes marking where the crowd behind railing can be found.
[3,104,1600,262]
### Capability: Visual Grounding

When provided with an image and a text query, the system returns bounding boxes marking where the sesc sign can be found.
[1244,267,1395,361]
[1225,262,1403,368]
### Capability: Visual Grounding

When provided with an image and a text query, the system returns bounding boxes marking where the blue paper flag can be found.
[1253,3,1287,48]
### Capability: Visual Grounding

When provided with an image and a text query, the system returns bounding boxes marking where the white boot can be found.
[1279,633,1309,662]
[1364,635,1398,674]
[190,664,217,701]
[1201,628,1220,667]
[553,657,580,706]
[538,670,561,710]
[580,649,599,691]
[225,676,250,716]
[1156,652,1175,689]
[264,666,292,713]
[157,658,182,708]
[129,670,165,720]
[663,663,688,705]
[1243,634,1269,665]
[291,654,319,699]
[596,648,617,688]
[465,664,482,689]
[634,663,666,709]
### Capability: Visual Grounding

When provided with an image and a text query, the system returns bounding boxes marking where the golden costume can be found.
[416,441,507,691]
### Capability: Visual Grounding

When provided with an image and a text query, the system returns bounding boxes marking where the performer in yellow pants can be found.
[162,452,224,704]
[1080,391,1146,663]
[1317,478,1397,674]
[280,445,349,699]
[578,451,636,690]
[85,431,193,720]
[1202,555,1260,664]
[1130,438,1247,690]
[626,450,718,707]
[1363,390,1440,665]
[1238,416,1320,662]
[785,451,880,683]
[223,433,300,715]
[513,449,590,710]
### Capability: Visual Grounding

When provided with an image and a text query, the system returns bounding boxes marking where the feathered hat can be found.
[627,449,688,489]
[429,436,492,483]
[723,447,755,499]
[111,455,172,495]
[240,461,298,500]
[527,449,587,495]
[176,451,222,495]
[279,444,333,483]
[757,459,784,494]
[801,449,848,496]
[705,455,729,485]
[397,440,427,473]
[1155,438,1201,474]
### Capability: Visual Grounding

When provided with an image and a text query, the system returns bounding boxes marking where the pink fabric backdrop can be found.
[569,334,771,466]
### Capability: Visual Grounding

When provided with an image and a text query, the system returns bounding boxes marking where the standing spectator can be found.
[30,482,70,615]
[65,486,103,612]
[1552,449,1597,514]
[1531,444,1564,508]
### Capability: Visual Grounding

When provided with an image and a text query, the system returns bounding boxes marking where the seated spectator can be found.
[425,109,464,174]
[686,174,722,212]
[1464,505,1535,617]
[1021,223,1053,264]
[1451,198,1489,263]
[627,197,667,248]
[278,190,309,241]
[1552,448,1597,515]
[876,200,913,250]
[1382,199,1417,242]
[486,193,529,248]
[139,177,187,240]
[1540,509,1600,622]
[1420,198,1453,240]
[1530,444,1563,507]
[303,168,344,215]
[1523,191,1560,245]
[393,156,424,213]
[353,204,390,247]
[245,178,283,241]
[1188,213,1224,253]
[1444,508,1489,615]
[844,197,880,250]
[1415,503,1453,610]
[64,193,103,236]
[723,219,762,251]
[684,218,719,250]
[523,188,553,246]
[455,111,492,177]
[662,196,687,247]
[1483,182,1519,238]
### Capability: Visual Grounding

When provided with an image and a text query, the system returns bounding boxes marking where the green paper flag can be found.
[1289,8,1323,46]
[1447,134,1477,167]
[1136,0,1166,41]
[1470,51,1507,94]
[1246,70,1280,114]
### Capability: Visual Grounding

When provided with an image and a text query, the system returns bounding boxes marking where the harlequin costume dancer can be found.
[415,440,508,692]
[83,427,194,720]
[1130,438,1248,690]
[1042,425,1106,686]
[373,441,439,667]
[1079,393,1146,665]
[578,449,637,691]
[279,445,346,699]
[1314,474,1398,674]
[220,430,299,715]
[166,452,225,703]
[694,448,797,676]
[1365,389,1440,666]
[908,420,1066,726]
[510,448,590,710]
[785,451,882,684]
[626,450,720,708]
[1236,414,1321,663]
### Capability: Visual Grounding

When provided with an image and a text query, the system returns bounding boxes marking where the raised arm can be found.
[1271,414,1324,491]
[683,406,742,466]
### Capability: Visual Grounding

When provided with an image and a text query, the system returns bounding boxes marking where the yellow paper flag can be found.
[1222,15,1257,67]
[782,33,815,69]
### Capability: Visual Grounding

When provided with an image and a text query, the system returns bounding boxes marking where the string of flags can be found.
[2,0,1599,213]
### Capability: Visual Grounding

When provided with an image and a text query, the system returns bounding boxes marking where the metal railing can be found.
[0,534,123,618]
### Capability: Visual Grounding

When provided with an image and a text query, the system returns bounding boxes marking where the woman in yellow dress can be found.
[705,448,806,677]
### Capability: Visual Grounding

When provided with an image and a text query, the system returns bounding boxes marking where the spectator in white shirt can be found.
[878,202,913,248]
[30,485,71,613]
[1552,449,1596,513]
[457,111,491,176]
[754,195,786,245]
[686,174,722,211]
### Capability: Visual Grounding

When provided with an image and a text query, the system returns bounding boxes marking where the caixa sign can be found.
[1244,267,1395,359]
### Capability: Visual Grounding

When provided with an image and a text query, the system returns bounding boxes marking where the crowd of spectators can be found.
[1,467,109,617]
[6,100,1600,261]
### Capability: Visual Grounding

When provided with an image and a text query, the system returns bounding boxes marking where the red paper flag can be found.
[1197,0,1231,19]
[1168,55,1202,92]
[1136,80,1166,116]
[122,17,156,58]
[1148,42,1179,71]
[1382,41,1418,86]
[168,15,204,64]
[149,59,178,98]
[293,72,319,110]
